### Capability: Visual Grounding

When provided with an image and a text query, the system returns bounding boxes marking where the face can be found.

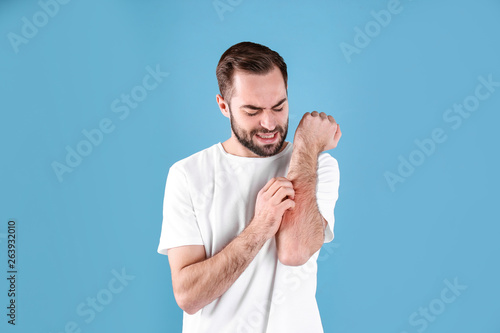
[229,108,288,157]
[221,66,289,157]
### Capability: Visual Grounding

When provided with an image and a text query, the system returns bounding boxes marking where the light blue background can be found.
[1,0,499,332]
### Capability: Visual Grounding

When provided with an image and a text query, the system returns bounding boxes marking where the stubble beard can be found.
[229,108,288,157]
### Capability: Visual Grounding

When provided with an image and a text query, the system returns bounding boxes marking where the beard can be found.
[229,109,288,157]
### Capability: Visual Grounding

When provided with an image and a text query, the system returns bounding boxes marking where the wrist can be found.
[245,219,272,243]
[292,138,321,156]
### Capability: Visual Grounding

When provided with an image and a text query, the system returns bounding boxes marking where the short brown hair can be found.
[216,41,288,102]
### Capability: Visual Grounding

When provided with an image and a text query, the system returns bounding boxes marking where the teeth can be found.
[258,133,274,138]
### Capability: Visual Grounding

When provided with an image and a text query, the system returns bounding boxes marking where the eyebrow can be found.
[240,97,287,111]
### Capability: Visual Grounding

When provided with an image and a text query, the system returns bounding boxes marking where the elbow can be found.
[173,288,202,315]
[277,238,324,267]
[279,253,309,266]
[278,244,311,266]
[184,306,201,316]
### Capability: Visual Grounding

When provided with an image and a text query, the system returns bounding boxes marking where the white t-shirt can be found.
[157,142,340,333]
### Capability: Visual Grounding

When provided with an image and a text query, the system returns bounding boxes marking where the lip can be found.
[255,132,278,144]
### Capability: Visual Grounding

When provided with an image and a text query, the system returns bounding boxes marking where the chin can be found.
[255,141,284,156]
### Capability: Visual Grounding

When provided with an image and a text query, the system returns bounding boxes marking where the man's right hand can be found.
[168,178,295,315]
[252,177,296,239]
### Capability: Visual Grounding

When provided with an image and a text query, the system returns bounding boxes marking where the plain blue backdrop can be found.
[1,0,499,332]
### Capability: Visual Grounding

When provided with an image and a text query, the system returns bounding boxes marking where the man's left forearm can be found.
[275,142,326,266]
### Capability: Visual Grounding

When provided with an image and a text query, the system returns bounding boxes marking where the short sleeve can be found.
[157,164,204,255]
[316,153,340,243]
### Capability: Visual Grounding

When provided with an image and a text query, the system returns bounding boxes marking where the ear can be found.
[216,94,230,119]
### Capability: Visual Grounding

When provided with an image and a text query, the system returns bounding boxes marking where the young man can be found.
[157,41,341,333]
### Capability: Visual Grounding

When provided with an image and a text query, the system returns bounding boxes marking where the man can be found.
[157,41,341,333]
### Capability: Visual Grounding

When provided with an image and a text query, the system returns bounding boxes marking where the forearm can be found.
[276,143,325,266]
[175,223,268,314]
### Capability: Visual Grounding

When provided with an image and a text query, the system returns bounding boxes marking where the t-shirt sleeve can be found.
[316,153,340,243]
[157,164,204,255]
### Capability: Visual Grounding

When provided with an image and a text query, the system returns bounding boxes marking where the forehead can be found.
[231,67,287,106]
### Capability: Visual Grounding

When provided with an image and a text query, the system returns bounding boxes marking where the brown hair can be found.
[216,41,288,102]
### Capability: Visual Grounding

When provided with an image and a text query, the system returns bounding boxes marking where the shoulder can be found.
[170,144,219,173]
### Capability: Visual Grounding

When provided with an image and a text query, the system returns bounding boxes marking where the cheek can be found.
[278,110,289,126]
[236,115,260,132]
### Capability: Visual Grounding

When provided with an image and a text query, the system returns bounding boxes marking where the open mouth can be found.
[255,132,278,143]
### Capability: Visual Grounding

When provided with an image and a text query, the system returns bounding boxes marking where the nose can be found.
[260,111,276,131]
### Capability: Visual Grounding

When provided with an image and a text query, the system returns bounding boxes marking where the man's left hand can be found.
[293,111,342,153]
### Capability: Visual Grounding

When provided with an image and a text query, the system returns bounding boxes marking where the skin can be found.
[167,66,342,314]
[276,111,342,265]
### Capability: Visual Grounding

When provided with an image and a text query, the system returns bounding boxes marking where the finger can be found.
[311,111,319,117]
[278,198,296,213]
[273,176,290,183]
[272,186,295,203]
[267,177,293,188]
[260,177,277,194]
[267,179,294,198]
[319,112,327,119]
[327,115,336,123]
[333,124,342,143]
[276,177,294,188]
